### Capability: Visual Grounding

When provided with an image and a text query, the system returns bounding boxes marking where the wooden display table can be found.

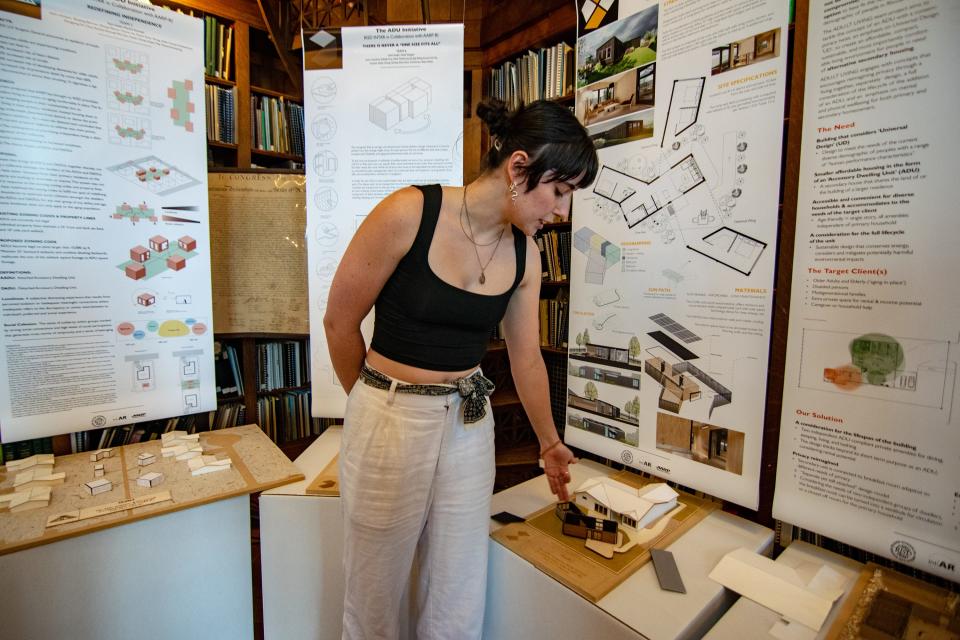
[0,424,303,640]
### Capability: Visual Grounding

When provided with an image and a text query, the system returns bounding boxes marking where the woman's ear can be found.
[506,150,530,188]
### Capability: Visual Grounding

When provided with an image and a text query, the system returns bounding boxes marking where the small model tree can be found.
[584,381,599,401]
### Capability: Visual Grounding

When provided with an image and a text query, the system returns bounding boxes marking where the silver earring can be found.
[509,182,518,203]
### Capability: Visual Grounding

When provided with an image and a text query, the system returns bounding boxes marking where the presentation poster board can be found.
[774,0,960,581]
[0,1,214,442]
[304,24,464,417]
[209,173,308,335]
[568,0,789,508]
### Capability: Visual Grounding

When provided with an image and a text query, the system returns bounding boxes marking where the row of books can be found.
[536,229,571,282]
[539,290,570,349]
[215,342,244,396]
[257,340,309,392]
[257,390,332,443]
[67,409,246,454]
[489,41,575,109]
[204,15,234,80]
[205,85,236,144]
[251,95,305,157]
[1,436,52,464]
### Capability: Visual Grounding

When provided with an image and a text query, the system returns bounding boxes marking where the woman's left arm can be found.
[501,237,577,500]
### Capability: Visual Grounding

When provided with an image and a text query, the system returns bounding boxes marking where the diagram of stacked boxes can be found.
[369,78,432,132]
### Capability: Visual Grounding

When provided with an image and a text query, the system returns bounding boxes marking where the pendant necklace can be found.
[460,185,506,285]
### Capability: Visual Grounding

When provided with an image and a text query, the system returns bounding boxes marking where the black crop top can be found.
[370,184,526,371]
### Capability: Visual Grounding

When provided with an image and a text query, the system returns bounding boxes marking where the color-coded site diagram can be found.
[107,156,201,196]
[118,234,198,280]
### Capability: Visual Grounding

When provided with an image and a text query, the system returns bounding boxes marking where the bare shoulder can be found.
[520,235,542,286]
[354,186,424,257]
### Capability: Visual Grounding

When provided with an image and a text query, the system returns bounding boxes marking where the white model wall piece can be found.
[6,454,54,472]
[187,455,232,476]
[137,471,164,488]
[3,486,53,513]
[137,453,157,467]
[13,469,66,490]
[85,479,113,495]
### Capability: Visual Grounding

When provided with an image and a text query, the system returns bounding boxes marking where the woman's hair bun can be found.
[476,98,511,138]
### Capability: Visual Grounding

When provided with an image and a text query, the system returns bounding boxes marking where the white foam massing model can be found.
[0,486,53,513]
[89,448,113,462]
[13,469,66,490]
[136,471,164,488]
[573,478,679,534]
[6,453,54,473]
[161,431,202,459]
[94,463,105,477]
[84,478,113,495]
[137,452,157,467]
[187,454,232,476]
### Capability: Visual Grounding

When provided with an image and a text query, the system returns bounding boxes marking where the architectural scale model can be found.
[6,454,54,473]
[137,452,157,467]
[136,471,164,488]
[13,469,65,491]
[89,448,113,462]
[94,463,105,478]
[85,479,113,495]
[2,486,53,513]
[161,431,202,459]
[187,455,232,476]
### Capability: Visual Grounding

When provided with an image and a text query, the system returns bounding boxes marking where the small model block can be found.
[8,486,52,513]
[85,479,113,495]
[130,245,150,263]
[174,446,202,461]
[166,254,186,271]
[136,471,164,488]
[137,452,157,467]
[6,454,54,473]
[94,463,105,478]
[125,263,147,280]
[149,235,169,252]
[187,455,232,476]
[89,448,113,462]
[161,430,199,445]
[178,235,196,251]
[13,469,66,490]
[137,293,156,307]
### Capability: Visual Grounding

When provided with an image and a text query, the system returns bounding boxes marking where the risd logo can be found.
[889,540,916,562]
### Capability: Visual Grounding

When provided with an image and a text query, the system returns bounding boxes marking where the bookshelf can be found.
[478,1,579,485]
[151,1,305,170]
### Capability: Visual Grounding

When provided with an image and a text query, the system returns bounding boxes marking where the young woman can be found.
[324,98,599,639]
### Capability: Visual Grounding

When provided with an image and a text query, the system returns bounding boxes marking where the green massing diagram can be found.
[167,79,196,133]
[112,202,157,225]
[118,235,199,281]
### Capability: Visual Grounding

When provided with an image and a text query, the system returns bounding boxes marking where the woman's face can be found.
[511,172,581,236]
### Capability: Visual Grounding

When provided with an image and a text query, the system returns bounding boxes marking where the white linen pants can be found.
[340,376,496,640]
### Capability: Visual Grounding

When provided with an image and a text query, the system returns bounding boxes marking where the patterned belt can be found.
[359,364,495,424]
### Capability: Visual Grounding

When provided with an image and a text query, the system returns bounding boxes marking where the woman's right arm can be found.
[323,187,422,393]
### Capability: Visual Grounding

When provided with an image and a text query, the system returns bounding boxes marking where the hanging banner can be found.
[0,1,214,442]
[304,24,464,417]
[774,0,960,580]
[567,0,789,508]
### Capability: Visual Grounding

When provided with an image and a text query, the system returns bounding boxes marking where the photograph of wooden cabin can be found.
[655,412,744,475]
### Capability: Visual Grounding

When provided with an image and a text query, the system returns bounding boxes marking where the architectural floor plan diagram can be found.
[660,77,704,148]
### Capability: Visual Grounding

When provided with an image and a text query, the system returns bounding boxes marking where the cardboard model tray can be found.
[490,470,717,602]
[824,562,960,640]
[0,425,303,555]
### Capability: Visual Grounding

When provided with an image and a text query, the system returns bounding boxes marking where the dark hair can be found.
[476,98,598,192]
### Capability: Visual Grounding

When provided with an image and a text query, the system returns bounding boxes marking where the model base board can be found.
[490,470,717,602]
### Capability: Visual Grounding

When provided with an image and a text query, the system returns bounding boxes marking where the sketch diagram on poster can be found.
[688,226,766,276]
[311,76,337,105]
[660,78,704,148]
[177,349,203,412]
[108,156,201,196]
[369,78,432,133]
[112,201,157,224]
[574,227,620,285]
[315,221,339,248]
[118,234,199,280]
[798,329,958,421]
[109,115,151,148]
[312,114,337,142]
[128,355,157,391]
[314,187,338,211]
[106,47,148,105]
[314,151,338,177]
[167,79,196,132]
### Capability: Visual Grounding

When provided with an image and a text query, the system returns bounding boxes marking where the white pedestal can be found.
[703,540,864,640]
[484,459,775,640]
[0,495,253,640]
[260,426,350,640]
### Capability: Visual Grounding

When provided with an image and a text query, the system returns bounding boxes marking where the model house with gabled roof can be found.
[573,477,678,533]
